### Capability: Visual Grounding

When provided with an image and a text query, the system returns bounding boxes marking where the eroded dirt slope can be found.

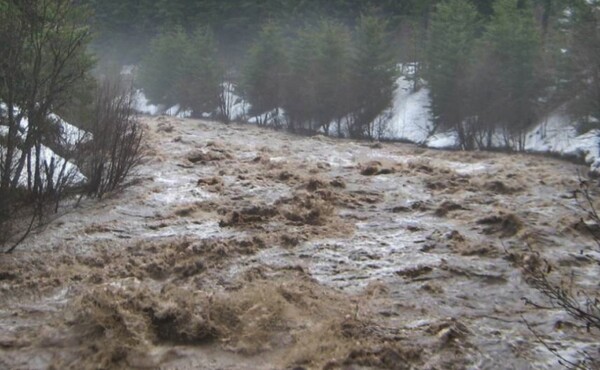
[1,117,599,369]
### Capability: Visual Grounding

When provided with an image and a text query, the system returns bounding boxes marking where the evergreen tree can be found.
[562,0,600,128]
[482,0,542,148]
[284,26,319,132]
[86,0,160,63]
[138,28,189,108]
[313,19,353,135]
[139,27,222,116]
[349,14,398,139]
[242,22,288,125]
[178,27,223,117]
[282,19,353,134]
[425,0,480,149]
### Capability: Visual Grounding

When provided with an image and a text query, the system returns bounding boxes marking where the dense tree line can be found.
[425,0,598,149]
[138,15,397,138]
[127,0,599,147]
[426,0,542,149]
[242,16,397,138]
[82,0,440,64]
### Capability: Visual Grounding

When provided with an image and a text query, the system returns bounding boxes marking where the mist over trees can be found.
[241,16,397,138]
[562,1,600,129]
[1,0,597,154]
[138,27,223,117]
[426,0,543,149]
[425,0,480,149]
[242,22,288,127]
[83,0,438,64]
[84,0,599,148]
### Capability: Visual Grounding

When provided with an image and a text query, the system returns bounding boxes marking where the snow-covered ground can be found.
[385,76,600,172]
[0,104,88,185]
[133,90,160,115]
[222,82,250,121]
[525,108,600,171]
[386,76,434,143]
[134,82,249,121]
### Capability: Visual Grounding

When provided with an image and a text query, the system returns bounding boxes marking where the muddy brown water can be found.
[1,117,598,369]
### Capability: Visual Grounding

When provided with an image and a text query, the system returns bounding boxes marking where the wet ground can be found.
[1,116,599,369]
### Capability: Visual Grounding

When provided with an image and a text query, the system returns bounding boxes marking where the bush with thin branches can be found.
[520,179,600,369]
[80,79,144,198]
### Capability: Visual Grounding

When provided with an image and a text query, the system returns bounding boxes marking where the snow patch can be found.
[525,108,600,171]
[0,105,88,185]
[382,76,600,172]
[134,90,160,115]
[165,104,192,118]
[426,132,459,149]
[222,82,250,121]
[387,75,433,143]
[248,108,286,126]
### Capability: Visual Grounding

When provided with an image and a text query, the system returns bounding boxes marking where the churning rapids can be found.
[1,116,599,369]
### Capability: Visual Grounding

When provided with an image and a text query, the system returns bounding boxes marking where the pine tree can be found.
[425,0,480,149]
[313,19,353,135]
[178,27,223,117]
[139,27,223,117]
[482,0,542,149]
[562,0,600,129]
[138,28,189,108]
[284,26,319,132]
[242,22,288,125]
[349,14,398,139]
[281,19,353,134]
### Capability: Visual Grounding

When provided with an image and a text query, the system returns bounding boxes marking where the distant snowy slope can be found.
[383,78,600,172]
[387,76,433,144]
[525,108,600,172]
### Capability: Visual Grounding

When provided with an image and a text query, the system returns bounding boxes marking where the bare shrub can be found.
[0,0,94,252]
[520,179,600,369]
[80,79,144,198]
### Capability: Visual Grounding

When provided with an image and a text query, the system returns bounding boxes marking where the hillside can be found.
[1,117,598,369]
